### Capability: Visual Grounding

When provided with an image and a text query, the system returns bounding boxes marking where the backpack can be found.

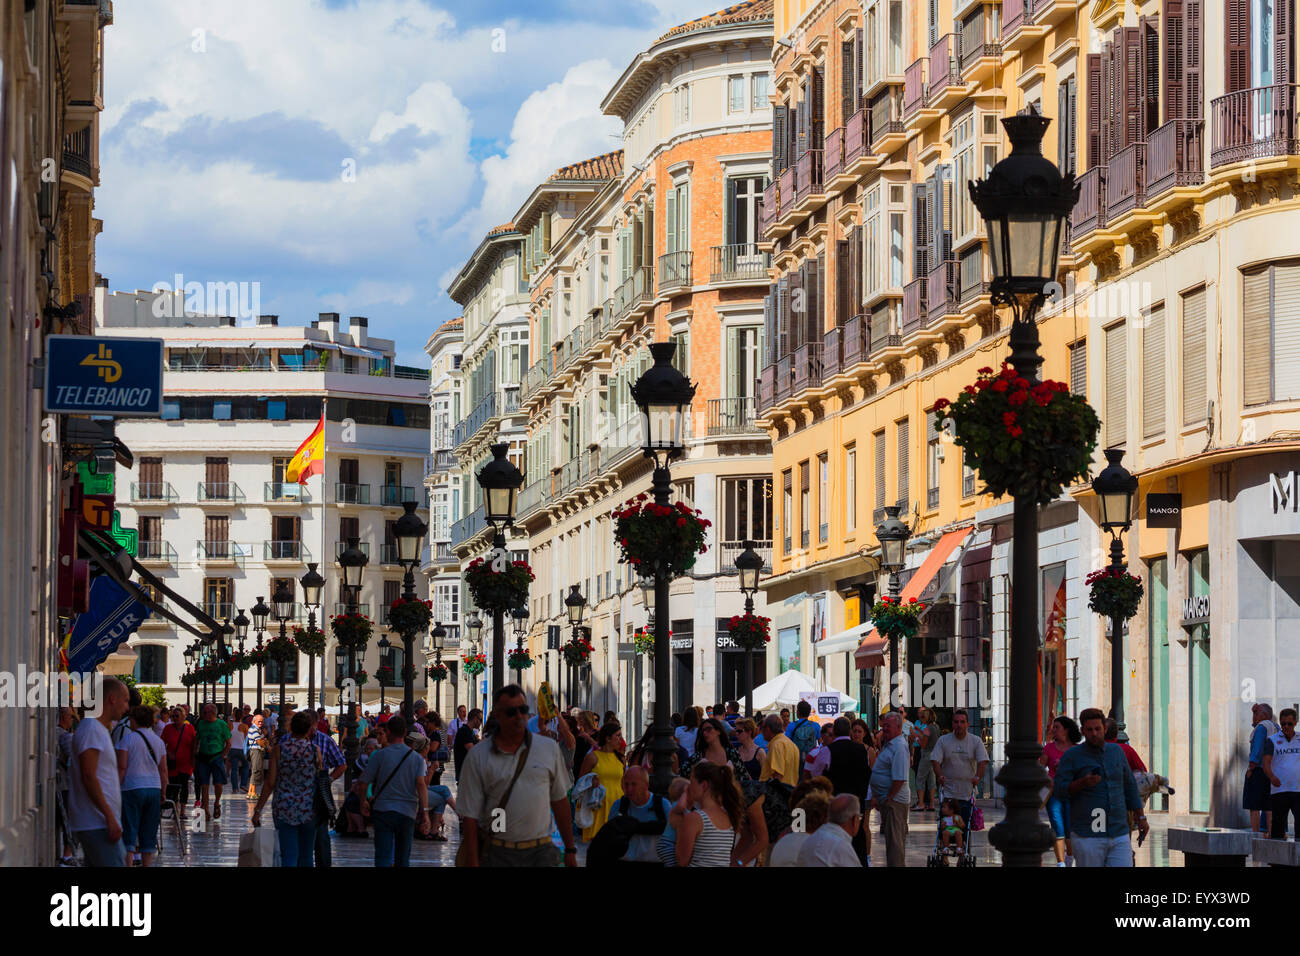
[586,796,667,867]
[789,718,818,758]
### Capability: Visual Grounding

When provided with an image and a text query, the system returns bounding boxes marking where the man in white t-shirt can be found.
[69,676,131,866]
[1262,708,1300,839]
[930,709,989,832]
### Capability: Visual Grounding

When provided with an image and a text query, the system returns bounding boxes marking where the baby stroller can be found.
[926,786,979,868]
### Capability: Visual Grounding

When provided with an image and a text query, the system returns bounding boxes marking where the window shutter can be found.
[1163,0,1185,123]
[1142,304,1166,440]
[1184,0,1202,119]
[665,189,677,255]
[1139,18,1160,140]
[726,327,738,400]
[914,181,930,279]
[836,239,851,326]
[789,268,804,351]
[896,418,910,507]
[1104,322,1127,447]
[1274,261,1300,401]
[1277,0,1294,85]
[1120,27,1141,150]
[1243,267,1271,406]
[1067,76,1078,173]
[812,66,826,149]
[849,224,862,314]
[542,213,552,256]
[1101,42,1115,161]
[928,0,938,49]
[788,102,799,166]
[644,201,655,268]
[1226,0,1250,95]
[723,177,736,246]
[797,79,810,157]
[1087,54,1103,168]
[763,284,776,365]
[874,430,886,508]
[1058,81,1070,171]
[842,38,856,123]
[773,104,788,173]
[1070,339,1087,396]
[777,274,791,359]
[1181,286,1207,424]
[807,255,823,342]
[855,28,865,111]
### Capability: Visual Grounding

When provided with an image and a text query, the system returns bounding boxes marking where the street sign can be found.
[44,335,164,416]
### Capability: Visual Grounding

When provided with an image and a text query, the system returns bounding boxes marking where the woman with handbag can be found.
[251,710,320,867]
[160,707,196,812]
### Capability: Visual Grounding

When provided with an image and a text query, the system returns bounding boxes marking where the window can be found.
[665,180,690,254]
[817,453,829,542]
[203,577,232,619]
[889,211,904,287]
[161,401,179,420]
[1242,260,1300,405]
[962,447,976,497]
[888,1,904,74]
[1104,321,1127,447]
[1182,286,1208,424]
[864,186,881,296]
[134,646,167,685]
[213,401,231,420]
[844,444,857,534]
[874,429,887,512]
[1069,339,1087,396]
[1142,304,1167,440]
[799,461,811,549]
[952,110,978,243]
[726,325,761,402]
[782,469,793,553]
[670,331,690,378]
[728,75,746,112]
[720,476,772,543]
[727,176,766,247]
[926,410,942,509]
[751,72,770,107]
[896,418,910,509]
[675,84,691,124]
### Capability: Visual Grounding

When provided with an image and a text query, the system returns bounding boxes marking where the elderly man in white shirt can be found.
[796,793,864,867]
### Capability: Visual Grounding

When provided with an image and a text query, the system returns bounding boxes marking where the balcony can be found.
[1107,143,1148,221]
[381,485,417,506]
[452,389,498,449]
[333,482,370,505]
[1145,119,1205,199]
[137,540,176,567]
[842,313,868,369]
[710,243,770,284]
[926,260,961,326]
[869,91,907,154]
[927,35,962,111]
[844,109,871,171]
[334,602,370,619]
[202,603,234,623]
[758,365,776,414]
[613,265,653,320]
[520,361,548,404]
[1002,0,1051,52]
[902,277,928,337]
[824,125,845,181]
[62,126,93,180]
[197,482,244,503]
[790,343,825,397]
[264,481,310,502]
[1071,166,1106,238]
[823,326,842,378]
[1210,84,1299,168]
[718,540,774,574]
[264,540,310,563]
[131,481,178,503]
[795,149,825,205]
[658,250,693,293]
[775,354,793,403]
[380,543,403,565]
[903,58,927,120]
[334,540,371,558]
[425,450,458,478]
[197,540,248,568]
[707,397,763,437]
[777,164,796,219]
[870,311,902,355]
[958,14,1001,82]
[451,505,487,547]
[758,188,775,239]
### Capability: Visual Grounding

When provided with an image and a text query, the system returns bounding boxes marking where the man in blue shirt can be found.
[1053,708,1147,867]
[616,766,672,866]
[1245,703,1279,834]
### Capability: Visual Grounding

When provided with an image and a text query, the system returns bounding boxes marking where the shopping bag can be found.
[237,827,279,866]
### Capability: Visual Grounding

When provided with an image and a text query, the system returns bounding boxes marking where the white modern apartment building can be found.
[100,289,432,712]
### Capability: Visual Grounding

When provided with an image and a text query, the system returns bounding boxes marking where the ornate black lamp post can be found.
[300,562,325,711]
[233,608,249,710]
[631,341,695,795]
[183,643,196,712]
[875,505,912,701]
[337,537,369,782]
[250,598,269,712]
[476,443,524,696]
[377,634,393,708]
[565,585,586,709]
[1093,448,1138,744]
[465,611,483,713]
[394,500,428,717]
[334,644,349,730]
[219,619,233,714]
[511,606,529,685]
[431,621,446,714]
[735,540,763,717]
[271,583,294,734]
[970,104,1079,867]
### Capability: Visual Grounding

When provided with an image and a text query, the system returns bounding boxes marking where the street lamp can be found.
[272,582,294,734]
[565,585,586,709]
[336,538,368,783]
[219,619,233,713]
[1093,447,1137,745]
[476,442,524,696]
[735,540,763,717]
[970,104,1079,867]
[378,634,393,708]
[631,341,695,796]
[639,575,656,620]
[394,500,428,717]
[431,621,447,714]
[875,505,912,694]
[183,643,196,712]
[301,562,325,711]
[251,596,270,712]
[465,611,484,712]
[511,606,529,684]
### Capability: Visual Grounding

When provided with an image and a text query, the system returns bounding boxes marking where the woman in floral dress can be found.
[252,710,321,866]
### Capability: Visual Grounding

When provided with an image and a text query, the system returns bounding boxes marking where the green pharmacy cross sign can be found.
[74,460,137,557]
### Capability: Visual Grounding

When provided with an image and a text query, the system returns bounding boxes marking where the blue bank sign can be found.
[45,335,164,416]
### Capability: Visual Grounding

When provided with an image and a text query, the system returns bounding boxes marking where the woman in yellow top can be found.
[579,722,626,842]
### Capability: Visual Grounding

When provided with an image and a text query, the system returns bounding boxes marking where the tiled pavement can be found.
[152,782,1183,867]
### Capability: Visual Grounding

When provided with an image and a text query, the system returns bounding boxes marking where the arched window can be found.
[134,645,168,685]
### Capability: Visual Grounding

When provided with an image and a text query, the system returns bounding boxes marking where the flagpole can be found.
[320,398,328,715]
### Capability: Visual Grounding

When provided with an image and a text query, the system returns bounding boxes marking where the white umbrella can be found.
[751,670,858,715]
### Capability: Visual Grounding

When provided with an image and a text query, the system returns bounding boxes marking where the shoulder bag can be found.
[455,737,532,867]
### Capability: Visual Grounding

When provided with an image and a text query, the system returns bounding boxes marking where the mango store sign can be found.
[1272,471,1299,513]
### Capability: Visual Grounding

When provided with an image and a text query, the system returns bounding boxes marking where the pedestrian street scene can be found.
[3,0,1300,927]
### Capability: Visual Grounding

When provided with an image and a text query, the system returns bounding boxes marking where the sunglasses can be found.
[500,705,530,718]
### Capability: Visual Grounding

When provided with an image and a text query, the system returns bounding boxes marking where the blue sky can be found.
[97,0,713,365]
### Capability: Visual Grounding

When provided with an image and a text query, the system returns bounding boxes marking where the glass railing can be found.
[131,482,178,503]
[137,540,176,564]
[264,541,310,561]
[264,481,310,502]
[197,482,245,502]
[380,485,416,506]
[335,482,371,504]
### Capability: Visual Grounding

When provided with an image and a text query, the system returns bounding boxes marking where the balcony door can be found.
[205,457,229,497]
[272,516,300,558]
[726,176,766,247]
[726,325,761,406]
[205,516,229,557]
[139,457,162,498]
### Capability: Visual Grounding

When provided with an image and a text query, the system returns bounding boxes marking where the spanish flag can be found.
[285,414,324,484]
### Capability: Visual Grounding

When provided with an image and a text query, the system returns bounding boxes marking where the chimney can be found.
[257,314,279,326]
[350,316,368,347]
[318,312,340,338]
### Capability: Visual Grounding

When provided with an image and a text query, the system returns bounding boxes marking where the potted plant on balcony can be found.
[870,596,927,642]
[727,613,771,651]
[613,495,711,576]
[934,362,1100,507]
[561,635,593,667]
[462,652,487,676]
[507,648,534,671]
[426,662,448,682]
[330,611,373,649]
[292,624,326,658]
[388,597,433,635]
[1086,568,1145,621]
[464,557,534,613]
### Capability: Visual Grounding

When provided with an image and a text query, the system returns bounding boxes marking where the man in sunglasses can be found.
[457,684,577,867]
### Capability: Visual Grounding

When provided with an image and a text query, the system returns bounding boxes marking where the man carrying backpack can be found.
[588,766,671,867]
[786,700,820,764]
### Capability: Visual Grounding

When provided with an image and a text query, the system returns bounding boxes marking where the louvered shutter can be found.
[1274,261,1300,401]
[842,38,856,123]
[1185,0,1203,118]
[1067,76,1078,173]
[1243,267,1271,406]
[1164,0,1185,123]
[1121,27,1141,150]
[1277,0,1294,85]
[763,286,776,365]
[836,239,851,326]
[1139,18,1160,140]
[874,430,886,509]
[914,182,930,280]
[808,255,823,342]
[797,79,810,157]
[1226,0,1250,95]
[849,224,861,314]
[1101,42,1115,161]
[1087,54,1104,168]
[896,418,910,507]
[777,275,791,359]
[632,215,643,270]
[542,213,552,256]
[1104,322,1127,447]
[773,104,787,173]
[1058,81,1070,171]
[928,0,938,49]
[1070,340,1087,396]
[789,268,804,350]
[788,103,799,166]
[1181,286,1207,424]
[1142,304,1166,440]
[665,189,677,255]
[812,66,826,150]
[855,28,865,112]
[643,201,655,269]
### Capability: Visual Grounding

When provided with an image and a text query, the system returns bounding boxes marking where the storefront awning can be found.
[855,525,974,669]
[816,621,877,657]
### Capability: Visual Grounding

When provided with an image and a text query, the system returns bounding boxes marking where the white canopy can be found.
[750,669,858,714]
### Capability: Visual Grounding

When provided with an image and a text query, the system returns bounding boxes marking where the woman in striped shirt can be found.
[672,761,742,867]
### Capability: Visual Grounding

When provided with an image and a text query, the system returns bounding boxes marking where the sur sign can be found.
[45,335,164,416]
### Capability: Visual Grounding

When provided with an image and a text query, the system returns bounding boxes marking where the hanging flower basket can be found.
[264,633,298,664]
[1086,568,1145,621]
[331,612,373,649]
[462,653,487,676]
[633,626,660,657]
[871,596,927,641]
[613,495,710,576]
[934,363,1101,507]
[352,669,369,687]
[228,651,252,672]
[246,647,268,667]
[426,662,448,682]
[376,665,395,684]
[727,613,771,651]
[561,636,593,667]
[215,658,237,678]
[388,597,433,635]
[465,557,534,613]
[292,625,326,657]
[508,649,534,670]
[180,673,196,687]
